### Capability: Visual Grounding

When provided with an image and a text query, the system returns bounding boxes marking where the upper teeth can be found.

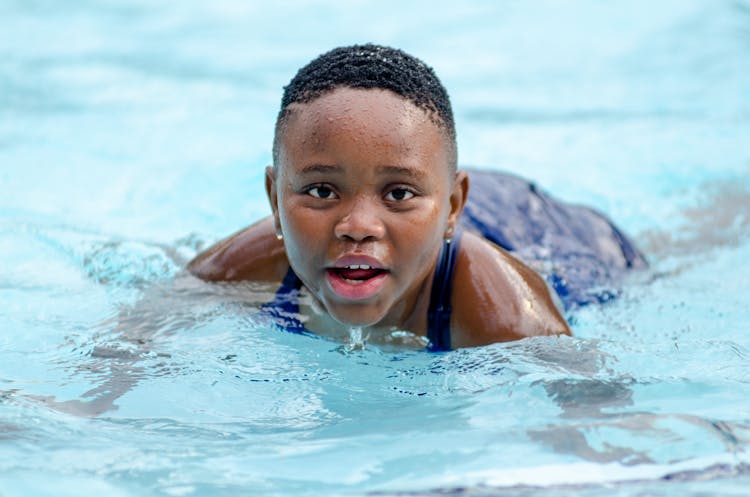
[346,265,371,270]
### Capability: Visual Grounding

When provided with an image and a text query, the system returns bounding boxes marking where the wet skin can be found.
[188,87,570,347]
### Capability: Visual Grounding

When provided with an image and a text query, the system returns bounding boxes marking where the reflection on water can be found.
[540,378,634,418]
[642,176,750,258]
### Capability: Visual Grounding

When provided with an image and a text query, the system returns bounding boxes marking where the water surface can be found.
[1,1,749,496]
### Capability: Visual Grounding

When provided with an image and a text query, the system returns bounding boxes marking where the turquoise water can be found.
[2,1,750,496]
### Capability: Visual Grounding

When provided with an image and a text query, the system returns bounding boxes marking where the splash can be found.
[330,327,371,354]
[345,326,367,351]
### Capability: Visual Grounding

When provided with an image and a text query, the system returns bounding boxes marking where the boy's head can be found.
[266,45,468,328]
[272,44,457,173]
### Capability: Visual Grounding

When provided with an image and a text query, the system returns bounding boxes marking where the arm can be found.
[187,216,289,283]
[450,231,571,348]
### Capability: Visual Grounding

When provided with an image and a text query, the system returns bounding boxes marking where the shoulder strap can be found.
[261,266,307,334]
[427,231,462,351]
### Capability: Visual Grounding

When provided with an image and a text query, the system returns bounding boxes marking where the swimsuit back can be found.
[460,169,647,310]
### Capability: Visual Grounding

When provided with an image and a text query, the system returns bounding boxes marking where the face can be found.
[267,87,466,329]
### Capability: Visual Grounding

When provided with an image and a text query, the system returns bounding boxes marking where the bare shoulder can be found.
[187,217,289,282]
[450,231,571,348]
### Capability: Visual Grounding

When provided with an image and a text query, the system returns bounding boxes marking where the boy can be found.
[188,44,645,350]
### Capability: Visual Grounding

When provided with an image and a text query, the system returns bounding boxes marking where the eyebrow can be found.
[298,164,342,175]
[297,163,427,179]
[375,164,427,180]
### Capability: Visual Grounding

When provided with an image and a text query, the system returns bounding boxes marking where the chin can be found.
[328,303,387,329]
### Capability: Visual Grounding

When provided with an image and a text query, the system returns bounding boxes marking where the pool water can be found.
[2,1,750,496]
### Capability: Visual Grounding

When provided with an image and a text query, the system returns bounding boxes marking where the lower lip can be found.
[325,270,389,301]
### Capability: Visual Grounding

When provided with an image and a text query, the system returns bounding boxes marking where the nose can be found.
[334,196,386,242]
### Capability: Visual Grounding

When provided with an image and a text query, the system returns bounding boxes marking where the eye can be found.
[384,187,415,201]
[306,185,337,199]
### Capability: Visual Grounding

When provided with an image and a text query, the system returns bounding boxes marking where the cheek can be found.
[281,206,310,236]
[279,194,316,233]
[391,202,445,262]
[278,198,330,267]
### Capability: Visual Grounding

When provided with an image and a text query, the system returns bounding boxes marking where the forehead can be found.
[278,87,451,171]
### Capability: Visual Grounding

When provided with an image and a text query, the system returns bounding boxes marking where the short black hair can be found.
[272,44,457,171]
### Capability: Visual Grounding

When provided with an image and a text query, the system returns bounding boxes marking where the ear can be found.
[444,170,469,239]
[265,165,282,236]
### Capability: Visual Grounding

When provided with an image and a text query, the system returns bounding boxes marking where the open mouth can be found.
[325,264,390,300]
[329,265,388,283]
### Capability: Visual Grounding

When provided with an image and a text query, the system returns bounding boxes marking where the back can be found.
[460,168,647,310]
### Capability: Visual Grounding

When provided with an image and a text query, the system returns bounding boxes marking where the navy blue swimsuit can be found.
[264,169,647,351]
[459,169,647,309]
